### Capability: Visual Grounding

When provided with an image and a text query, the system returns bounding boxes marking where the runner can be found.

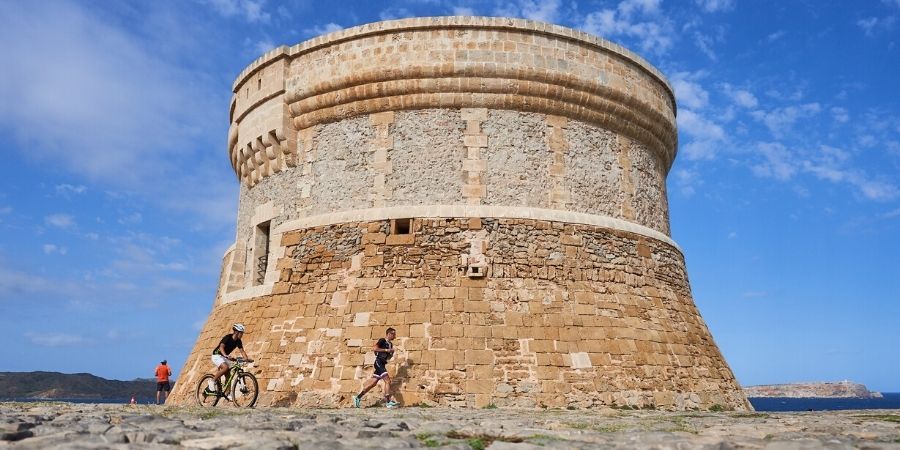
[352,327,399,408]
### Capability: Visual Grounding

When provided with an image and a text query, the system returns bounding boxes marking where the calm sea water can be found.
[750,393,900,411]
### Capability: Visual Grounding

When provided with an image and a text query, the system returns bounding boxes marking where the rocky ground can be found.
[1,402,899,449]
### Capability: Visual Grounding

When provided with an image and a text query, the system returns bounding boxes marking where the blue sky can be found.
[1,0,898,391]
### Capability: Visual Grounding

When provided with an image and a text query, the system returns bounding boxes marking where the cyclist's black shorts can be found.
[157,381,171,392]
[373,359,389,379]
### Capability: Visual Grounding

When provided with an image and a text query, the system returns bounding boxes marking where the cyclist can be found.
[352,327,399,408]
[208,323,254,393]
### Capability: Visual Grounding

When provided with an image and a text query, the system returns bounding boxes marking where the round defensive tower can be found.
[170,17,750,410]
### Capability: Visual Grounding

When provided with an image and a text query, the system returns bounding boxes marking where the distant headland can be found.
[744,381,882,399]
[0,371,165,402]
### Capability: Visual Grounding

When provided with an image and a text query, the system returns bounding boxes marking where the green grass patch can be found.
[730,412,770,419]
[709,404,732,412]
[446,431,524,448]
[414,433,441,447]
[853,414,900,423]
[482,403,498,409]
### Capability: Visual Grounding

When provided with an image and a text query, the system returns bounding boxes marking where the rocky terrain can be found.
[745,381,883,399]
[2,402,899,449]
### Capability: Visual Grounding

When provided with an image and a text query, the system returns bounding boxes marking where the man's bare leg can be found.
[381,374,392,402]
[357,377,379,398]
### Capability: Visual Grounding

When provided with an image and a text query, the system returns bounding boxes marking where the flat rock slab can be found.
[1,403,898,449]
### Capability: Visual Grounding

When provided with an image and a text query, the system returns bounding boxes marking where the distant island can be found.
[744,381,883,399]
[0,371,170,402]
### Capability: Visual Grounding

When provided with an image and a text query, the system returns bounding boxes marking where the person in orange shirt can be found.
[155,360,172,404]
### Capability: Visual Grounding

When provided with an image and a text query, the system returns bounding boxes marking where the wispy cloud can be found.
[493,0,563,23]
[750,103,821,137]
[580,0,674,54]
[25,331,92,347]
[45,214,76,230]
[857,16,896,37]
[752,142,797,181]
[695,0,735,13]
[671,72,710,109]
[204,0,270,23]
[678,109,726,160]
[0,1,235,232]
[303,22,344,38]
[42,244,68,255]
[721,83,758,108]
[830,107,849,123]
[55,184,87,196]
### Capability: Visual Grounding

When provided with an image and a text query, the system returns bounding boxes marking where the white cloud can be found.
[580,0,673,54]
[452,7,476,15]
[884,208,900,219]
[118,212,143,226]
[830,107,849,123]
[0,2,235,232]
[721,83,758,108]
[303,22,344,38]
[25,331,92,347]
[494,0,564,23]
[0,206,11,214]
[677,109,726,160]
[253,39,275,54]
[204,0,270,23]
[750,103,821,137]
[752,142,797,181]
[671,73,709,109]
[45,213,76,230]
[55,184,87,196]
[673,167,701,197]
[379,7,413,21]
[801,146,899,201]
[727,231,737,239]
[766,30,786,42]
[42,244,68,255]
[695,0,735,13]
[857,16,896,37]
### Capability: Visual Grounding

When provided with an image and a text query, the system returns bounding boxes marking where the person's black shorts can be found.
[372,359,389,379]
[157,381,171,392]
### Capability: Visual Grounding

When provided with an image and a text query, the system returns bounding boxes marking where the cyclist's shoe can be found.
[203,387,215,395]
[385,400,400,409]
[352,395,361,408]
[207,380,216,392]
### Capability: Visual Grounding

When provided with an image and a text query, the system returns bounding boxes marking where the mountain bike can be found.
[196,358,259,408]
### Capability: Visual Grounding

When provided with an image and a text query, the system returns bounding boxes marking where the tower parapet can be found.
[171,17,749,411]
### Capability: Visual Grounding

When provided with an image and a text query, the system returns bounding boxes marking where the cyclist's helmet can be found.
[233,323,245,333]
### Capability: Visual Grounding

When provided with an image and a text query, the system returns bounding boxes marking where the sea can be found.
[750,393,900,412]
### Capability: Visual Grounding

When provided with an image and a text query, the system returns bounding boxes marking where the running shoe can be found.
[385,400,400,409]
[353,395,361,408]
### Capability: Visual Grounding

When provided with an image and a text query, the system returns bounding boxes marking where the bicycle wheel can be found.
[196,374,221,407]
[231,372,259,408]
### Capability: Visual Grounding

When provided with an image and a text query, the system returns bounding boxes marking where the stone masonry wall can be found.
[227,17,678,196]
[171,217,749,411]
[233,110,671,269]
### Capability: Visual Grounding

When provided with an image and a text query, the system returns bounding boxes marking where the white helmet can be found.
[233,323,245,332]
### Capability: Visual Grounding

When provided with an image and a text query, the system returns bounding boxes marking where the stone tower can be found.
[170,17,750,410]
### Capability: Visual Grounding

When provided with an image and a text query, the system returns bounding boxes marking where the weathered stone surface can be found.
[173,217,746,411]
[2,403,899,449]
[175,16,743,412]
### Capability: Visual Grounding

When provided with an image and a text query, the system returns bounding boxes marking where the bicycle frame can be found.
[218,361,244,395]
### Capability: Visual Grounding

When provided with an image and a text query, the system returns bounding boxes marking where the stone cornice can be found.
[273,205,680,251]
[233,16,674,106]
